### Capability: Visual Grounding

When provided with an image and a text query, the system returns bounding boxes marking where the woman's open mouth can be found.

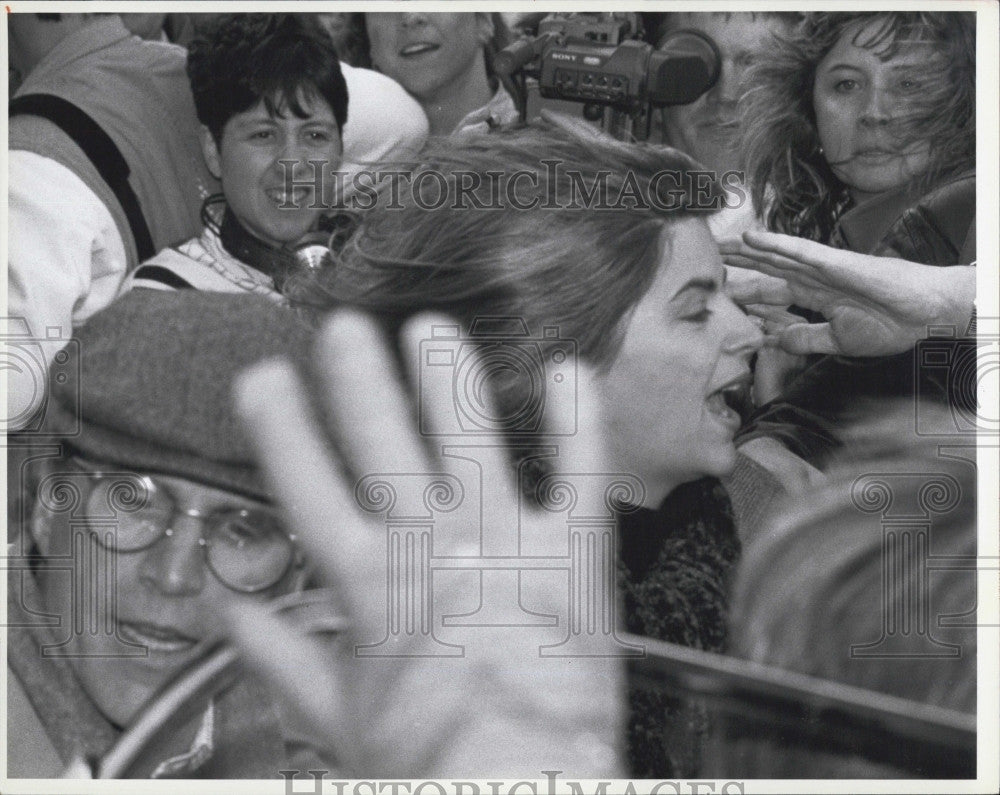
[118,619,200,654]
[705,375,752,429]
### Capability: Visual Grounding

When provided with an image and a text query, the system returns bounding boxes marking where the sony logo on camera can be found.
[418,318,577,436]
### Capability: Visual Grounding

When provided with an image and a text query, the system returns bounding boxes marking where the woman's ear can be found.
[199,125,223,181]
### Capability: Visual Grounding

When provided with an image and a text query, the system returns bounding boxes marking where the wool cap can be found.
[39,290,318,502]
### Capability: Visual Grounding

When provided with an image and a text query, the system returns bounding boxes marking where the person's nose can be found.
[399,12,429,30]
[859,85,895,127]
[137,516,206,597]
[720,296,765,356]
[707,58,742,106]
[271,133,311,180]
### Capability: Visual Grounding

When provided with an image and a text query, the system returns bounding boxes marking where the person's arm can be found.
[225,311,624,777]
[721,229,976,357]
[7,151,127,428]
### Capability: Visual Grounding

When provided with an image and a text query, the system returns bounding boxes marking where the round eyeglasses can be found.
[70,460,297,594]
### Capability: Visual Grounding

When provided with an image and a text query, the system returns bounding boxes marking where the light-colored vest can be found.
[9,18,218,270]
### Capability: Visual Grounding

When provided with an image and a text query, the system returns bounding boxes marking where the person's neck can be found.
[419,58,494,136]
[847,187,886,207]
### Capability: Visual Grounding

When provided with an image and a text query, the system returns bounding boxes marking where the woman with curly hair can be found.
[730,12,977,467]
[740,11,974,249]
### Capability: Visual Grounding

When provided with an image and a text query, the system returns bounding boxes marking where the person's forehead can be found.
[230,90,339,125]
[826,22,939,66]
[667,13,789,50]
[654,217,725,290]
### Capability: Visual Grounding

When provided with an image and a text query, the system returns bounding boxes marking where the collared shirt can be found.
[124,225,284,300]
[454,86,519,136]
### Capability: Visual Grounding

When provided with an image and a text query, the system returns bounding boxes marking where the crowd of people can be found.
[5,9,986,784]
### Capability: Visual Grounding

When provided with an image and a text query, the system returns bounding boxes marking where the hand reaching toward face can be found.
[721,230,976,357]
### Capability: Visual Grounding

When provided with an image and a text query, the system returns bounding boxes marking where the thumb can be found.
[222,600,345,742]
[777,322,840,355]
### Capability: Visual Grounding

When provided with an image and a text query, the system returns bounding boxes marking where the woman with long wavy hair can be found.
[740,11,974,247]
[730,12,976,467]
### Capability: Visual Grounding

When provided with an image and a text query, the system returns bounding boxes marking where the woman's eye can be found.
[682,309,712,323]
[834,78,860,93]
[306,130,332,143]
[249,129,274,141]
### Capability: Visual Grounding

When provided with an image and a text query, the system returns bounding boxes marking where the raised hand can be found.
[227,310,625,778]
[721,229,975,357]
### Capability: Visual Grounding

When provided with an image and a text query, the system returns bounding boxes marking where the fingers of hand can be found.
[725,265,795,305]
[778,322,840,355]
[745,303,806,330]
[725,231,853,290]
[233,359,369,585]
[316,310,429,480]
[741,229,838,269]
[741,229,883,293]
[399,312,517,509]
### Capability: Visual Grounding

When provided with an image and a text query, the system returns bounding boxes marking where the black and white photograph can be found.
[4,2,998,792]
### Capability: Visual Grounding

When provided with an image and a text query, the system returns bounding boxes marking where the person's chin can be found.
[257,216,321,248]
[696,438,740,480]
[76,657,164,727]
[836,164,913,199]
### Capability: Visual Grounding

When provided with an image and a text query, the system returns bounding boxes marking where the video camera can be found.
[496,13,720,141]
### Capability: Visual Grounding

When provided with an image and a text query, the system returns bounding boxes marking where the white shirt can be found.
[6,66,427,430]
[6,152,128,429]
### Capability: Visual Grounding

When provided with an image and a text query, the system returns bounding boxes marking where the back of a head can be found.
[295,119,724,367]
[715,404,976,776]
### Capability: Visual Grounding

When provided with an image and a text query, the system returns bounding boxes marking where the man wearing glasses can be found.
[7,290,317,778]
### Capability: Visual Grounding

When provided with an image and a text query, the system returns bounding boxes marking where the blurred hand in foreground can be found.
[227,310,625,778]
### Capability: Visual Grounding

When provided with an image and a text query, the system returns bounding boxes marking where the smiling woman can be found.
[363,11,518,135]
[126,14,350,298]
